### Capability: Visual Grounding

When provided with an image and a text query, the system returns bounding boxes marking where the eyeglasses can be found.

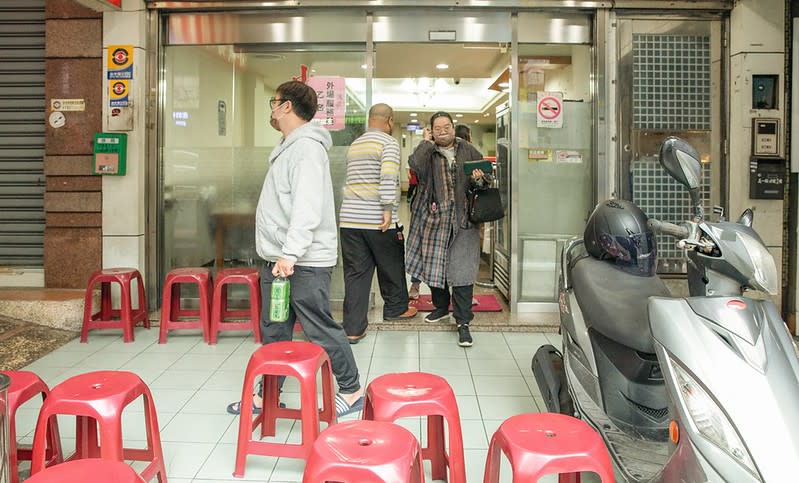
[269,97,289,110]
[432,124,453,134]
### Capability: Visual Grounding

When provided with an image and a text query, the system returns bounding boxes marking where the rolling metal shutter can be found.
[0,0,45,267]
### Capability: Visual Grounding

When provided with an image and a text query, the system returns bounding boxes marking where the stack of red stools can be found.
[28,370,167,482]
[2,370,63,483]
[210,267,262,345]
[483,412,615,482]
[362,372,466,483]
[303,420,426,483]
[159,267,213,343]
[81,268,149,343]
[234,340,336,478]
[24,459,146,482]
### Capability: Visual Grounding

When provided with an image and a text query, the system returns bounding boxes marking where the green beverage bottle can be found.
[270,277,290,322]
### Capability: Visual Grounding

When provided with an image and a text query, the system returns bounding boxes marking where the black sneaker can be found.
[424,308,450,323]
[457,324,473,347]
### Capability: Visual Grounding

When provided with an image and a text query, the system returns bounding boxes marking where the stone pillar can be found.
[43,0,103,288]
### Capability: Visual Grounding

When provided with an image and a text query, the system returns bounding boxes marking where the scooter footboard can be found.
[532,344,573,415]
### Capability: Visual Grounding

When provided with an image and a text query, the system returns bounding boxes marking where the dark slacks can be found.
[430,283,474,325]
[259,263,360,394]
[341,227,409,337]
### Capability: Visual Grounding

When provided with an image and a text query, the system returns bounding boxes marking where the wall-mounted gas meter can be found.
[752,118,779,157]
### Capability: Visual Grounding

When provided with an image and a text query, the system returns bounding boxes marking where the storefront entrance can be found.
[156,8,595,313]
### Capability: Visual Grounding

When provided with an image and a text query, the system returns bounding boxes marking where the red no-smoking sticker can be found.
[538,96,561,119]
[536,92,564,128]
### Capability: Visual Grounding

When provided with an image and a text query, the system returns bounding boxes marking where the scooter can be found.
[533,136,799,482]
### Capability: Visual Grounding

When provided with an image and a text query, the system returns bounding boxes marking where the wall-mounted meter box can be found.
[92,132,127,175]
[752,118,779,157]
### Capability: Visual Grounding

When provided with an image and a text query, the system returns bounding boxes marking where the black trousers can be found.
[259,263,361,394]
[341,227,409,337]
[430,283,474,325]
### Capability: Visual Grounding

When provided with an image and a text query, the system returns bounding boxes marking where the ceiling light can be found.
[436,63,449,70]
[361,64,367,69]
[483,112,490,117]
[453,119,458,123]
[410,112,418,116]
[455,113,463,118]
[498,82,510,88]
[475,119,480,123]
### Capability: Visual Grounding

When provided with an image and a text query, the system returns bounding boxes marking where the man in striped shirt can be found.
[340,103,418,343]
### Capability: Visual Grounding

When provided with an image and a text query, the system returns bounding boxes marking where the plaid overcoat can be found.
[406,138,485,289]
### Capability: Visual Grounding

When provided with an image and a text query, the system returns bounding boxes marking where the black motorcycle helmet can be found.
[584,199,657,276]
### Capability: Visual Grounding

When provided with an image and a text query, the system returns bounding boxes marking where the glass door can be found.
[160,11,370,300]
[514,42,594,305]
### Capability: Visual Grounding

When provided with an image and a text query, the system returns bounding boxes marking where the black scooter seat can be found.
[571,256,671,354]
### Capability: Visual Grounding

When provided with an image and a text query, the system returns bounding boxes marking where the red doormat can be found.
[409,294,503,312]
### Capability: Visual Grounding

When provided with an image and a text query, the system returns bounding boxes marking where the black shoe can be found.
[457,324,473,347]
[424,308,450,323]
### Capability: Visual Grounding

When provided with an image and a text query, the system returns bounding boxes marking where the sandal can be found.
[335,393,364,418]
[226,399,285,415]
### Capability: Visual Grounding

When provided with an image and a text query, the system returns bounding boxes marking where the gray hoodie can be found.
[255,122,337,267]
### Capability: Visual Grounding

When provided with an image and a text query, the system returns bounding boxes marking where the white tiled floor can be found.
[15,327,603,482]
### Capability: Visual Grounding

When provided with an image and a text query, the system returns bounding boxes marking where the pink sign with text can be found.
[307,76,346,130]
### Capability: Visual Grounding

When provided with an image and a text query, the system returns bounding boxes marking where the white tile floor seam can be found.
[16,327,599,483]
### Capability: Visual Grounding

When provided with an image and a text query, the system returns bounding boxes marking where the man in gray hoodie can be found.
[227,80,363,417]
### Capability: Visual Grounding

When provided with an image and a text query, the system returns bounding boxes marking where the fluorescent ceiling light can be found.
[455,113,463,117]
[498,82,510,88]
[436,63,449,70]
[361,64,367,69]
[410,112,418,116]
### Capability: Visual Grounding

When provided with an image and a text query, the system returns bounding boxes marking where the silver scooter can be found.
[533,136,799,482]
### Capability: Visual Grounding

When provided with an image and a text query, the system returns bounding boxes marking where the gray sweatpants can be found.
[259,262,361,394]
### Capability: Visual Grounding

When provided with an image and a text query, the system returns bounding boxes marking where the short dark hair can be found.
[276,80,317,122]
[455,124,471,142]
[430,111,453,127]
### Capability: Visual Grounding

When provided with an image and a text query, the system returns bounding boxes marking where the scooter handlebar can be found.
[648,218,690,239]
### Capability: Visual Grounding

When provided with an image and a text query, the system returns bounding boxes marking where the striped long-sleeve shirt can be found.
[339,128,401,230]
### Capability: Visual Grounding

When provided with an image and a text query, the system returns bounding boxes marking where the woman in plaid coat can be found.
[406,111,489,347]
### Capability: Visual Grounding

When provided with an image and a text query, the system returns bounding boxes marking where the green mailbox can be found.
[93,132,127,175]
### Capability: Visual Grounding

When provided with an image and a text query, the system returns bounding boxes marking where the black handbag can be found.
[468,187,504,223]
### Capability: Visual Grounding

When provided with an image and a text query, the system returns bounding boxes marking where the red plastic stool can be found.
[234,341,336,478]
[29,371,167,483]
[159,267,213,343]
[81,268,149,343]
[302,420,425,483]
[1,371,62,483]
[209,268,261,345]
[363,372,466,483]
[483,413,615,483]
[25,458,146,482]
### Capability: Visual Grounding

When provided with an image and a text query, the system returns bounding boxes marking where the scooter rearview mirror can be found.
[738,208,754,227]
[659,136,702,191]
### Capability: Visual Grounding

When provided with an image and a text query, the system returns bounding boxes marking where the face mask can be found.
[269,117,280,132]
